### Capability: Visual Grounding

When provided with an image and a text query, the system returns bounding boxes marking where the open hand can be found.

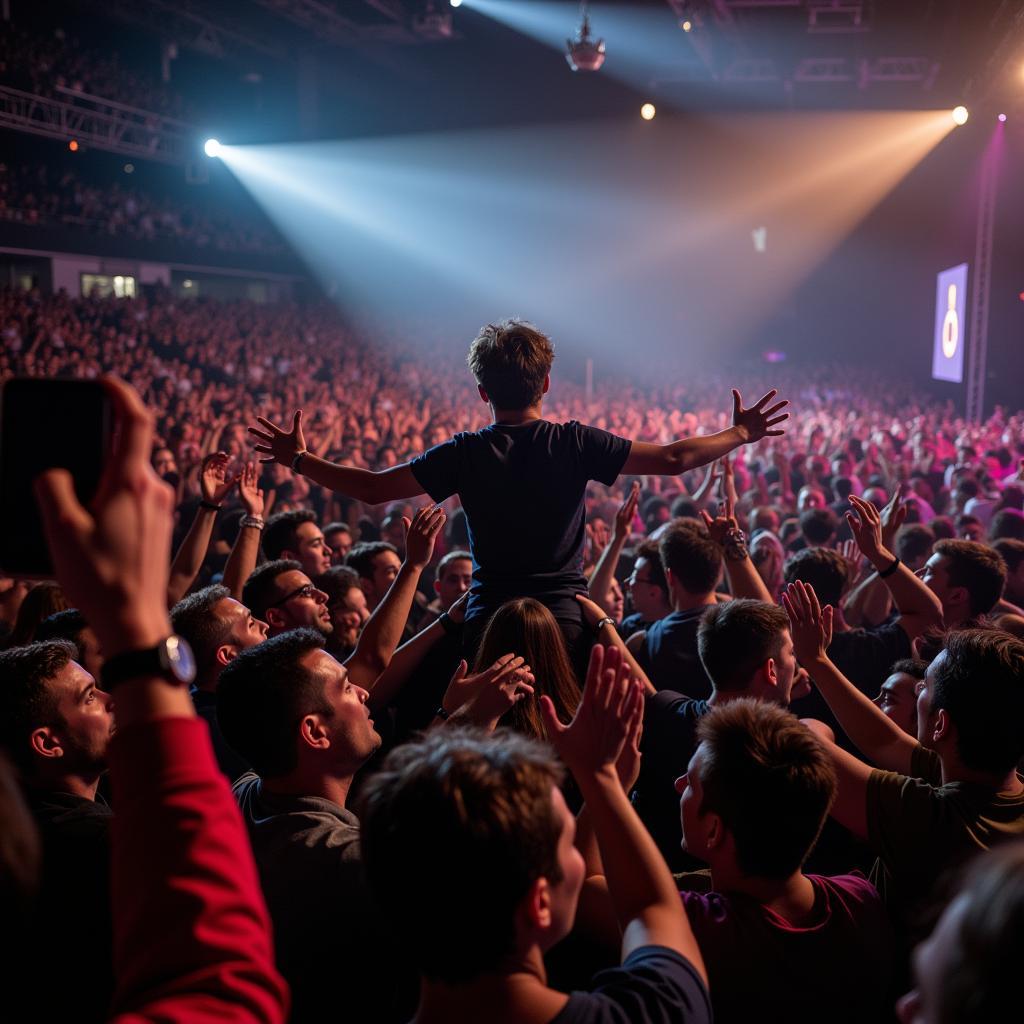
[614,481,641,542]
[846,495,888,564]
[781,580,834,667]
[200,451,239,506]
[732,388,790,443]
[879,485,907,549]
[249,409,306,466]
[238,462,265,517]
[540,645,644,782]
[442,654,535,729]
[403,505,446,569]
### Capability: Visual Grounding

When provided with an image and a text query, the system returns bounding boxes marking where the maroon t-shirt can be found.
[681,874,893,1024]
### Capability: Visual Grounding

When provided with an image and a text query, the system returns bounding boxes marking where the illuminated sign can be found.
[932,263,967,383]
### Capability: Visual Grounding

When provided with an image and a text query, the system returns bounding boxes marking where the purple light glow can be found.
[999,113,1007,122]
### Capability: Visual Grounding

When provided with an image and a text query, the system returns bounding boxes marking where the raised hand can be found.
[248,409,306,467]
[700,492,738,546]
[238,462,265,517]
[837,538,862,583]
[781,580,834,667]
[879,485,907,549]
[403,505,447,569]
[540,644,644,781]
[200,451,239,506]
[846,494,887,563]
[614,481,641,543]
[732,388,790,443]
[615,692,644,792]
[442,654,535,727]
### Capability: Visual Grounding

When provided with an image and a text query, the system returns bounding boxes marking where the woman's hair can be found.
[6,582,68,649]
[473,598,581,741]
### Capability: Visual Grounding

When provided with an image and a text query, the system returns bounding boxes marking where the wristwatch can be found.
[101,635,197,690]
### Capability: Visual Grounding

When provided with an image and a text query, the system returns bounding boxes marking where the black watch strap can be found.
[101,636,196,689]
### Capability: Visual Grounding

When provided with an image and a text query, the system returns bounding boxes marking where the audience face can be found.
[326,528,353,564]
[44,661,115,776]
[543,786,587,946]
[798,486,825,512]
[265,570,332,636]
[363,550,402,609]
[914,654,944,750]
[303,648,380,767]
[676,746,713,863]
[327,586,370,649]
[959,520,985,543]
[920,554,962,621]
[627,556,666,621]
[435,558,473,609]
[218,597,269,653]
[291,520,332,578]
[874,671,919,737]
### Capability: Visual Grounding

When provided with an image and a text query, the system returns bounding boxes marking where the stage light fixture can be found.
[951,106,969,126]
[681,20,693,32]
[999,113,1007,122]
[566,2,605,73]
[641,103,656,121]
[450,0,462,6]
[68,139,79,152]
[204,138,222,158]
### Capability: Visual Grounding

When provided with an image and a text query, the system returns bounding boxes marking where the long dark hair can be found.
[473,598,581,742]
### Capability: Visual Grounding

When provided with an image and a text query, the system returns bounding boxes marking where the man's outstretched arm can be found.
[622,389,788,476]
[249,410,424,505]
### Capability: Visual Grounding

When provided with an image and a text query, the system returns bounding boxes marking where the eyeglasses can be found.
[628,573,655,586]
[269,583,322,608]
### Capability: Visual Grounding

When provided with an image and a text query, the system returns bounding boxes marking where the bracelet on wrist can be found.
[723,526,749,562]
[434,706,451,721]
[877,555,901,579]
[199,499,222,512]
[291,450,309,473]
[594,616,616,636]
[240,515,266,531]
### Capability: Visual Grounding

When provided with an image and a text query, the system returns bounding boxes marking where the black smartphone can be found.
[0,378,113,577]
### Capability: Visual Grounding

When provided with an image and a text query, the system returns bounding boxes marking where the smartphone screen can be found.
[0,378,112,577]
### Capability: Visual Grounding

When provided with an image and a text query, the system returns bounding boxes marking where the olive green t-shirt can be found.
[867,744,1024,935]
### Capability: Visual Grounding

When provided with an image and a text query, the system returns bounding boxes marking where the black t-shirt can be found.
[636,609,714,698]
[410,420,631,623]
[790,620,911,753]
[633,690,709,873]
[553,946,711,1024]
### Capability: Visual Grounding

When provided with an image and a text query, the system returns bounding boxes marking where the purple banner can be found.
[932,262,968,383]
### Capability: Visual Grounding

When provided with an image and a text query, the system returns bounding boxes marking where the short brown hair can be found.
[695,698,836,878]
[933,539,1007,617]
[697,599,790,693]
[659,522,723,597]
[359,728,564,983]
[467,319,554,410]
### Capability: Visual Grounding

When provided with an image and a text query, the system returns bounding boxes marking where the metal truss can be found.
[0,85,193,165]
[250,0,453,46]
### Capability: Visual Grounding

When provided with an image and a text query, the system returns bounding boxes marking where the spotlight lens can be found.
[999,113,1007,122]
[68,139,79,152]
[641,103,656,121]
[450,0,462,6]
[681,19,693,32]
[951,106,969,126]
[204,138,222,158]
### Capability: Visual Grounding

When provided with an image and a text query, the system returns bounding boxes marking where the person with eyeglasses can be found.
[243,559,334,640]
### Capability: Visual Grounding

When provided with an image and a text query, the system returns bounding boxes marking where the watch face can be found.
[164,635,197,684]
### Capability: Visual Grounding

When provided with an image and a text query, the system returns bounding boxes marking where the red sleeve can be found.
[108,716,289,1024]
